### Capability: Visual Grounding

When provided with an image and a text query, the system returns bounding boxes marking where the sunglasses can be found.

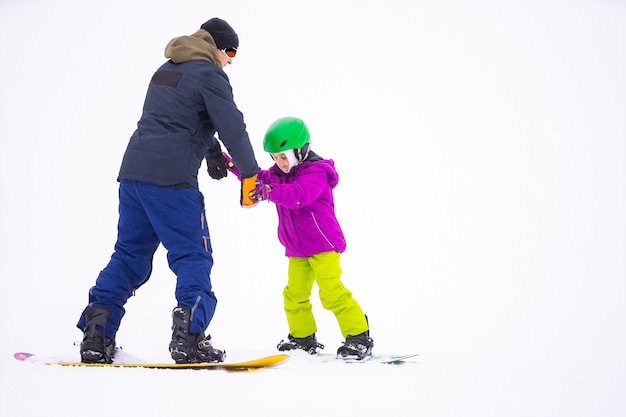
[221,47,237,58]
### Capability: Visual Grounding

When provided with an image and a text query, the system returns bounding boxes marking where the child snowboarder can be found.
[226,116,373,360]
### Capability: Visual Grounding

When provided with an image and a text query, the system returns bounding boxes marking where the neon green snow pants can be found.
[283,251,368,339]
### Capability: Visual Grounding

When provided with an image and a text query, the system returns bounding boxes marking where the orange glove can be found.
[240,174,259,208]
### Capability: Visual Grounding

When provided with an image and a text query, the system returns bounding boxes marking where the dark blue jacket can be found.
[118,30,258,188]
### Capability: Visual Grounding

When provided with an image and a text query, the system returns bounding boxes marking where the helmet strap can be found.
[296,143,310,162]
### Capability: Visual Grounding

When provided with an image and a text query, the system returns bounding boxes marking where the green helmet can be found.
[263,116,310,154]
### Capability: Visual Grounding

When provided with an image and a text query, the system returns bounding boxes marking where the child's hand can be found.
[249,180,272,203]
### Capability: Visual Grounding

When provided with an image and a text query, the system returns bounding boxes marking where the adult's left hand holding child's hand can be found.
[205,149,229,180]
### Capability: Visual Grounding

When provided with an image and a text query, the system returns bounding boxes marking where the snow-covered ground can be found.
[1,1,625,416]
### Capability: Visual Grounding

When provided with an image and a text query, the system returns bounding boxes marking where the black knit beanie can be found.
[200,18,239,49]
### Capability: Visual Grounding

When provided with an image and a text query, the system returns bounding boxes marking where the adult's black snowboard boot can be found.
[169,305,225,364]
[80,305,116,364]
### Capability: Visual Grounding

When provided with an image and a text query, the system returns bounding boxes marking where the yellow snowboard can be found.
[15,352,289,370]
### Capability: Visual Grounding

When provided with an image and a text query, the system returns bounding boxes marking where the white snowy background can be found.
[1,0,625,415]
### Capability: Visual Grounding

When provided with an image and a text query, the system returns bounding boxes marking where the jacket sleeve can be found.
[200,71,258,178]
[269,166,327,209]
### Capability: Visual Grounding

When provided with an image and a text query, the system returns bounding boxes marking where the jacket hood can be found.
[164,29,222,66]
[315,159,339,189]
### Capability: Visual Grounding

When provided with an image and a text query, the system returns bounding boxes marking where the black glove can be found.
[205,151,229,180]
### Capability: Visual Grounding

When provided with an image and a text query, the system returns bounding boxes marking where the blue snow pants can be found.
[77,180,217,339]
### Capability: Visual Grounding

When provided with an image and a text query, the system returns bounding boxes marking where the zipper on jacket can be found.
[310,212,335,250]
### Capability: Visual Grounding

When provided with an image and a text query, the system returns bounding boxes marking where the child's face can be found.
[271,149,300,173]
[271,152,291,173]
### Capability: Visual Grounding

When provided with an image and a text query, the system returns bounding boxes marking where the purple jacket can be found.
[257,159,346,258]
